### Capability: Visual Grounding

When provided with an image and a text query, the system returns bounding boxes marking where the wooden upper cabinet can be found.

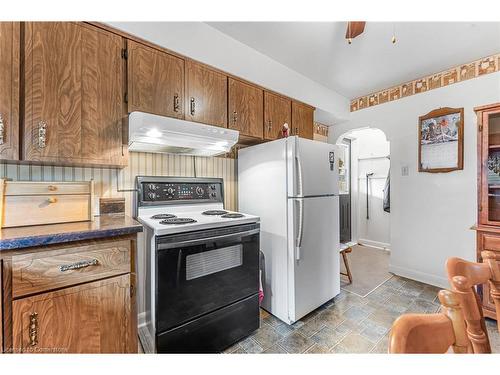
[12,274,135,353]
[264,92,291,141]
[228,78,264,139]
[23,22,126,167]
[185,60,227,128]
[0,22,20,161]
[292,101,314,140]
[127,40,184,119]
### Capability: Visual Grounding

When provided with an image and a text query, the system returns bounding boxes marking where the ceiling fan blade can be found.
[345,21,366,39]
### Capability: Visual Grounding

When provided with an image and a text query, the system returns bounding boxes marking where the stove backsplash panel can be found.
[0,152,238,214]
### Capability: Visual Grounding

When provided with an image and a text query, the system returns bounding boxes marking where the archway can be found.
[335,127,392,296]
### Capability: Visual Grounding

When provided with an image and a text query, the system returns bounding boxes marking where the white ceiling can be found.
[207,22,500,99]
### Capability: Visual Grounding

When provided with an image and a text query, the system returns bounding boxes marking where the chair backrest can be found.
[446,251,500,353]
[388,290,469,354]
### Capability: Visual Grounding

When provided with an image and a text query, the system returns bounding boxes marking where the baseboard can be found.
[389,264,448,288]
[358,238,391,251]
[138,312,147,328]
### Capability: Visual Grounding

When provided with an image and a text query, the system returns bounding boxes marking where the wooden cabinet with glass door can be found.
[474,102,500,320]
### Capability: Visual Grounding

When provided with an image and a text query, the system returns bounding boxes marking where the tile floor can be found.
[224,275,500,354]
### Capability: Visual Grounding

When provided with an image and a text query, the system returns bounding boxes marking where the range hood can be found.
[128,111,239,156]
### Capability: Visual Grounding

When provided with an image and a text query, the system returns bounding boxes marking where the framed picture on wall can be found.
[418,107,464,173]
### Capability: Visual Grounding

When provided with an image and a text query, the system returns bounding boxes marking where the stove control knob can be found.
[210,192,217,198]
[167,187,175,194]
[148,192,157,199]
[148,184,158,191]
[210,185,216,190]
[196,187,204,195]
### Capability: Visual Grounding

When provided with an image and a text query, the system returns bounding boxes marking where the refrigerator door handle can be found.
[295,199,304,260]
[295,153,304,197]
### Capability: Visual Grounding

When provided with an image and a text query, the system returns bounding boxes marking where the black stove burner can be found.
[202,210,228,216]
[151,214,177,220]
[221,213,245,219]
[159,218,197,225]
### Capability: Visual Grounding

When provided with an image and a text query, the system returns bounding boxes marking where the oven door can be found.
[155,223,260,332]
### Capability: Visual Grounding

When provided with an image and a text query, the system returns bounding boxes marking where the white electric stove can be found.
[134,176,261,353]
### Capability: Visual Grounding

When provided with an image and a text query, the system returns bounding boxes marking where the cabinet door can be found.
[264,92,291,140]
[12,274,135,353]
[228,78,263,139]
[478,233,500,317]
[128,40,184,119]
[186,60,227,128]
[479,109,500,225]
[0,22,20,161]
[291,101,314,139]
[24,22,126,166]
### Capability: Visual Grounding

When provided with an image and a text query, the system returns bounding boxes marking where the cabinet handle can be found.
[59,258,99,272]
[233,111,238,123]
[295,127,299,135]
[173,94,180,113]
[48,185,58,192]
[190,97,195,116]
[37,121,47,149]
[47,197,58,204]
[268,120,272,132]
[0,113,4,145]
[29,312,38,347]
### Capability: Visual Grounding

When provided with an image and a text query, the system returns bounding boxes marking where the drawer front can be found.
[4,181,91,196]
[12,239,131,298]
[482,234,500,251]
[2,194,91,227]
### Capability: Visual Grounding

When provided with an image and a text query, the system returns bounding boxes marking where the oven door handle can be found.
[157,228,260,250]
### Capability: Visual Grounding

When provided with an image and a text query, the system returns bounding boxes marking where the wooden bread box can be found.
[0,180,94,228]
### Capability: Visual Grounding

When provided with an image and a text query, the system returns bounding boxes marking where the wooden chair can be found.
[388,290,469,353]
[339,243,353,284]
[446,251,500,354]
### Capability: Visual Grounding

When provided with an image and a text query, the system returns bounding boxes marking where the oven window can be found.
[186,244,243,281]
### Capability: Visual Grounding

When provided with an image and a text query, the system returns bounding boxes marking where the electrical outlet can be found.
[401,165,409,176]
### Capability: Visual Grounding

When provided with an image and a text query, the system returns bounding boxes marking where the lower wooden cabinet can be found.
[12,274,133,353]
[476,228,500,319]
[291,101,314,140]
[1,235,137,353]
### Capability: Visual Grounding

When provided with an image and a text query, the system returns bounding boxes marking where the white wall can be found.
[106,22,349,123]
[330,72,500,287]
[347,129,390,249]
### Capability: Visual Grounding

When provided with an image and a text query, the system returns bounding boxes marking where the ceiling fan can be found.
[345,21,366,44]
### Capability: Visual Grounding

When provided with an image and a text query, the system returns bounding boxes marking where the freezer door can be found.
[287,195,340,323]
[287,137,339,197]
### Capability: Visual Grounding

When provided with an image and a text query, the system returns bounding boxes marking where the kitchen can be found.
[1,3,500,373]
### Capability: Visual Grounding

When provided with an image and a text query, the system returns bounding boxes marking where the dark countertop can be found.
[0,215,143,251]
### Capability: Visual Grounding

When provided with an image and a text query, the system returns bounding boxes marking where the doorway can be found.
[336,128,391,297]
[338,138,352,243]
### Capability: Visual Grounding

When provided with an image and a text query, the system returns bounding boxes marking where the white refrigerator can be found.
[238,136,340,324]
